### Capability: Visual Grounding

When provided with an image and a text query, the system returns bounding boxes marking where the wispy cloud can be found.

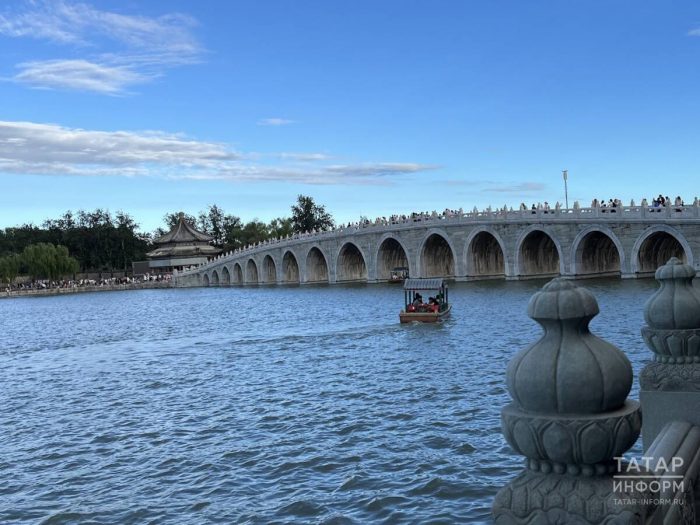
[688,28,700,36]
[174,163,439,186]
[278,152,334,161]
[258,118,295,126]
[441,179,494,186]
[0,121,439,185]
[12,59,151,94]
[487,182,545,193]
[0,0,203,94]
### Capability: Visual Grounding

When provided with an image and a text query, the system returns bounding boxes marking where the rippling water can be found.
[0,278,660,524]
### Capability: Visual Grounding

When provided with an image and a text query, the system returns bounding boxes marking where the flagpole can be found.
[562,170,569,209]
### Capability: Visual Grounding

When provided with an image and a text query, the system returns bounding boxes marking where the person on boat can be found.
[413,294,423,307]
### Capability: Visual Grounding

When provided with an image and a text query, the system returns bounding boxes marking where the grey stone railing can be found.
[492,261,700,523]
[180,202,700,277]
[645,421,700,523]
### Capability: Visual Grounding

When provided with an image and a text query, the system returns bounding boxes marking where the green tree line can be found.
[0,195,334,275]
[0,209,151,272]
[0,243,80,285]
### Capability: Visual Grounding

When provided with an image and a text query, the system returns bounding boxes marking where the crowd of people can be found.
[2,273,172,293]
[348,196,700,228]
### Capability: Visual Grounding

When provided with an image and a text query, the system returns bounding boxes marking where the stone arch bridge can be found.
[178,204,700,286]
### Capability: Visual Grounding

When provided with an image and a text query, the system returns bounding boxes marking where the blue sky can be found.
[1,0,700,232]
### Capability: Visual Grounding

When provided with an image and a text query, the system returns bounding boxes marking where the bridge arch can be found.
[305,245,329,283]
[233,262,243,284]
[418,229,457,278]
[221,266,231,285]
[196,273,202,285]
[570,226,624,277]
[464,226,509,279]
[203,273,210,286]
[262,254,277,284]
[282,250,300,283]
[211,269,220,286]
[376,233,411,281]
[336,242,368,282]
[631,225,693,275]
[515,225,565,278]
[246,258,259,284]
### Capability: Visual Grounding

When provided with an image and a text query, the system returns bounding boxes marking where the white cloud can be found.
[257,118,295,126]
[12,59,151,94]
[0,1,203,94]
[0,1,201,52]
[0,121,236,169]
[0,121,439,185]
[688,28,700,36]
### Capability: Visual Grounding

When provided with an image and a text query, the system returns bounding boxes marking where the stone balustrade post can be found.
[492,278,655,523]
[639,258,700,448]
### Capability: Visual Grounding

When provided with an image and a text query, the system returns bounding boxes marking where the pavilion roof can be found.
[146,243,221,259]
[153,212,214,244]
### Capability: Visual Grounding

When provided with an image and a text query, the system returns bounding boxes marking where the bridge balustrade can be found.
[180,202,700,280]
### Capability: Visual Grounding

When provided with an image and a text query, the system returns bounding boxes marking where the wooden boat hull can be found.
[399,304,451,323]
[388,279,404,284]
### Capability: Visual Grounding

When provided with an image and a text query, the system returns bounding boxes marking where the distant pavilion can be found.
[146,212,221,274]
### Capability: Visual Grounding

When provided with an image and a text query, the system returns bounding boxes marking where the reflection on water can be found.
[0,278,660,523]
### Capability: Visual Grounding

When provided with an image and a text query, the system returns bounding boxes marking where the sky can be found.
[1,0,700,233]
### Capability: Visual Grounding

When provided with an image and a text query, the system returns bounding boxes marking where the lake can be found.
[0,278,660,523]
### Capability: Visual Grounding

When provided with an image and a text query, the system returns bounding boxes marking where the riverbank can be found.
[1,281,174,299]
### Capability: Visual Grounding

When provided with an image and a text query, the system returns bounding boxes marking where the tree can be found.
[291,195,334,233]
[269,217,294,239]
[225,219,270,249]
[19,243,79,286]
[0,254,20,284]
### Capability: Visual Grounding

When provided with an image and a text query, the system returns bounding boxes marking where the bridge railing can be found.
[180,202,700,276]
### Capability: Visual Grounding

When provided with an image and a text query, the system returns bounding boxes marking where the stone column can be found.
[640,257,700,449]
[492,278,655,523]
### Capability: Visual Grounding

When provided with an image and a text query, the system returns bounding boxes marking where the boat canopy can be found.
[392,267,409,271]
[403,278,443,291]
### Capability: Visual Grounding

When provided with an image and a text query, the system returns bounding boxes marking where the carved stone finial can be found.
[507,279,632,415]
[643,257,700,331]
[638,257,700,466]
[493,279,653,524]
[641,257,700,373]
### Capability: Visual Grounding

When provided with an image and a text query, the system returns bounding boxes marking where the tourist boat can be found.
[399,278,451,323]
[388,267,409,284]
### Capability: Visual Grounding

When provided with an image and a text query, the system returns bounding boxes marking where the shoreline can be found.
[1,281,174,299]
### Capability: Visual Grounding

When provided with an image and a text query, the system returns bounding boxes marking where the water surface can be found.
[0,279,659,523]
